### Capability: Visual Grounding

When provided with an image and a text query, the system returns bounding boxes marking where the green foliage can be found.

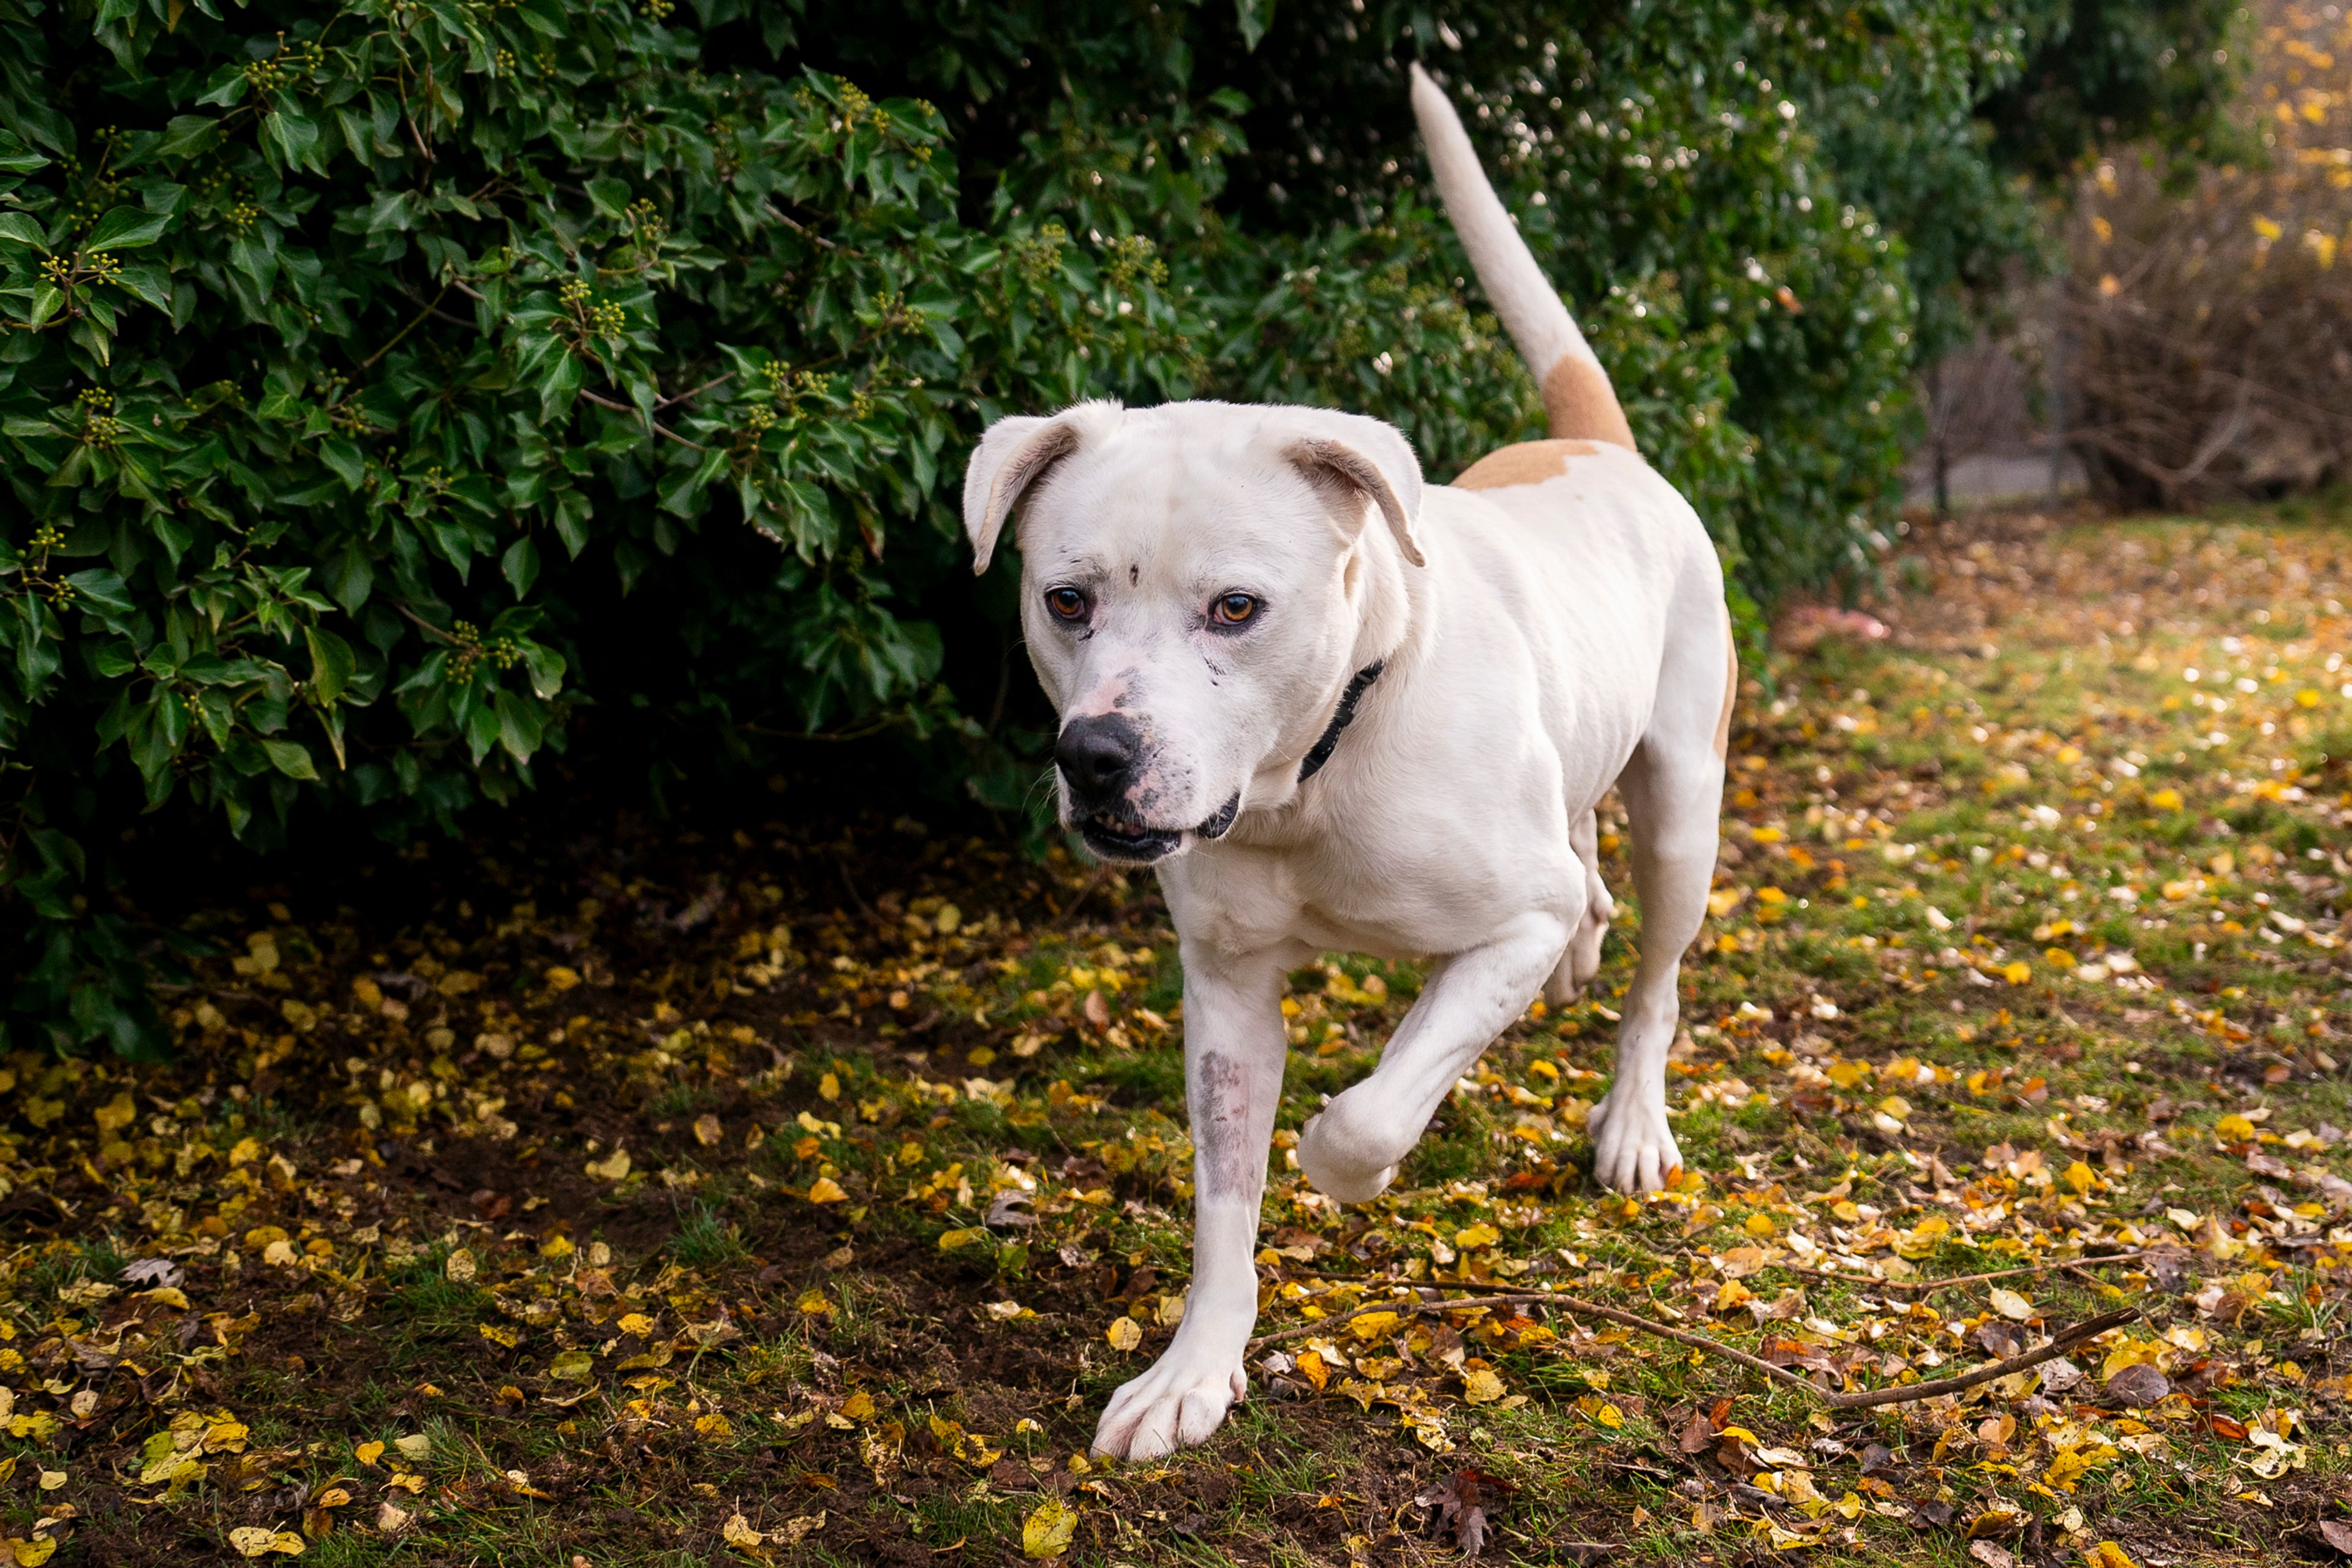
[0,0,2233,1054]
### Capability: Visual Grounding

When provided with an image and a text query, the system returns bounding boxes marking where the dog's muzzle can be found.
[1057,715,1240,864]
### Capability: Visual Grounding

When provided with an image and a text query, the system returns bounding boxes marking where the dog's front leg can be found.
[1297,911,1572,1204]
[1091,944,1289,1461]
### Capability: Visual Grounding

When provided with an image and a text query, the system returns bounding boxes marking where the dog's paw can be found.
[1091,1353,1246,1460]
[1295,1110,1400,1205]
[1588,1091,1682,1194]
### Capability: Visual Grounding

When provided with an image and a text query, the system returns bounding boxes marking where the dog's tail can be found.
[1408,62,1634,450]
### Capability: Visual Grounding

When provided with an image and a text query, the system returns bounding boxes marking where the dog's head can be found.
[963,399,1425,864]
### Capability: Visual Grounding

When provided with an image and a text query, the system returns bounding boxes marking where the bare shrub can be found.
[2065,0,2352,508]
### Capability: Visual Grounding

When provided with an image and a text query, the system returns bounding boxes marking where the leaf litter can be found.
[0,506,2350,1562]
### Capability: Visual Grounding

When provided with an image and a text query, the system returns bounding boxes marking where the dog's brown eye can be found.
[1212,593,1259,626]
[1046,587,1088,622]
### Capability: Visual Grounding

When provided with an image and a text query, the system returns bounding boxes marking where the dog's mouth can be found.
[1077,793,1241,864]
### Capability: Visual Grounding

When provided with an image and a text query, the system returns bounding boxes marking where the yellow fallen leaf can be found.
[818,1071,841,1101]
[696,1412,733,1439]
[1453,1223,1499,1250]
[12,1539,56,1567]
[93,1091,136,1137]
[807,1176,848,1204]
[1023,1498,1079,1559]
[393,1434,432,1463]
[549,1349,594,1382]
[1462,1367,1506,1405]
[354,1441,385,1467]
[841,1390,876,1420]
[2084,1542,2139,1568]
[722,1513,764,1548]
[227,1526,304,1558]
[694,1114,723,1147]
[938,1227,988,1251]
[443,1248,477,1284]
[1106,1317,1143,1352]
[1989,1289,2035,1322]
[585,1147,632,1183]
[777,1512,826,1543]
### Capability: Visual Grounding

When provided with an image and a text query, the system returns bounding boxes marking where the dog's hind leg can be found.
[1298,908,1574,1204]
[1587,598,1731,1193]
[1544,809,1613,1007]
[1091,942,1294,1461]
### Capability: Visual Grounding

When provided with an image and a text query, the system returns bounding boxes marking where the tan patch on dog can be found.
[1451,438,1599,490]
[1541,356,1636,449]
[1713,603,1738,761]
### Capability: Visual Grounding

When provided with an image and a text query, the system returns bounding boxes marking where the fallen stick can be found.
[1779,1249,2149,1294]
[1246,1288,2141,1410]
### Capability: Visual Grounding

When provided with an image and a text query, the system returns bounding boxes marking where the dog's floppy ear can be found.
[962,410,1097,575]
[1281,414,1426,568]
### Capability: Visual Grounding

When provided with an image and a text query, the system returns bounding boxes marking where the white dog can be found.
[961,64,1733,1461]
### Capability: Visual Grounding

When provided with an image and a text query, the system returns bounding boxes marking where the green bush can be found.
[0,0,2232,1054]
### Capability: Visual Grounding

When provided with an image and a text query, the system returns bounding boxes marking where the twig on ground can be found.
[1777,1249,2147,1294]
[1246,1287,2141,1411]
[1822,1306,2142,1409]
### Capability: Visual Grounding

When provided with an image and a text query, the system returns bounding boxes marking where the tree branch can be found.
[577,388,707,451]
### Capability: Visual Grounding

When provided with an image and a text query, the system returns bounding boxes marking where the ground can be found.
[5,501,2352,1567]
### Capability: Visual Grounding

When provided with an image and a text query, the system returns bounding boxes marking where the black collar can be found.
[1297,661,1385,783]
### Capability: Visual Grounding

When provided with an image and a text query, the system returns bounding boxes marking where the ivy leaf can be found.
[154,115,221,159]
[82,207,170,252]
[1234,0,1275,50]
[501,537,539,601]
[64,569,134,615]
[262,105,322,171]
[320,437,365,491]
[492,688,543,762]
[584,178,632,221]
[260,738,319,780]
[304,625,354,704]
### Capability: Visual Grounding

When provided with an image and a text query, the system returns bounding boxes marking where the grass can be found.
[2,501,2352,1564]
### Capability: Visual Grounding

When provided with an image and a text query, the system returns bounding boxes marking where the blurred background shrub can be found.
[2064,0,2352,508]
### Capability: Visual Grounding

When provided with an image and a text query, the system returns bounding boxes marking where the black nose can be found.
[1056,714,1142,799]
